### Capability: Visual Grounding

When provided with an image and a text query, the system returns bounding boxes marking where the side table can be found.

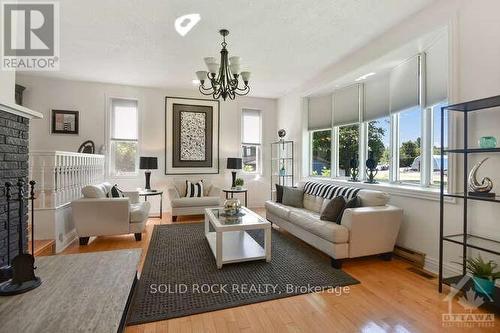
[139,190,163,219]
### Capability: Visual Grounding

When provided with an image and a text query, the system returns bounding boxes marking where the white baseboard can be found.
[424,256,462,276]
[56,229,77,253]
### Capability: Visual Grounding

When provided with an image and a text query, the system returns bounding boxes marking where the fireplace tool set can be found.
[0,180,41,295]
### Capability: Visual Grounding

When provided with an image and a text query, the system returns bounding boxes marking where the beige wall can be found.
[18,74,278,212]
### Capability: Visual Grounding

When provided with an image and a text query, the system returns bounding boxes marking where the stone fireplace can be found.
[0,84,42,267]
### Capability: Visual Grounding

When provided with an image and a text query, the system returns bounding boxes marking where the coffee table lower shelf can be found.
[206,231,267,268]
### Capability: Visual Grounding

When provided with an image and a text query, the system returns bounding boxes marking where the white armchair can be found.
[168,180,222,221]
[71,182,151,245]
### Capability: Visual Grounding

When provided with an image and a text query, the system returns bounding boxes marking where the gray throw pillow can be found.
[336,196,360,224]
[320,196,346,222]
[282,186,304,208]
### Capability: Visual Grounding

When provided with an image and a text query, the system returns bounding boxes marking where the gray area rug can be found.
[126,223,359,325]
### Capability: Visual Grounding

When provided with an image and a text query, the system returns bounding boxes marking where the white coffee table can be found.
[204,206,271,269]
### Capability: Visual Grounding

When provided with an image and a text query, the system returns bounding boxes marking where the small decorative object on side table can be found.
[234,177,244,190]
[479,136,497,149]
[349,154,359,182]
[223,188,248,207]
[139,190,163,218]
[365,151,378,184]
[278,128,286,141]
[227,157,242,188]
[468,157,495,197]
[139,157,158,191]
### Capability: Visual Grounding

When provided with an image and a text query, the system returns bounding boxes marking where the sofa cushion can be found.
[171,196,220,208]
[175,179,212,197]
[358,189,389,206]
[288,210,349,243]
[320,196,346,223]
[275,184,284,203]
[265,201,291,220]
[337,196,361,224]
[282,186,304,208]
[130,202,151,223]
[185,180,204,197]
[303,193,324,213]
[82,184,107,198]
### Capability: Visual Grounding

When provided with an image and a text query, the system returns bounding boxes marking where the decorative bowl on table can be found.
[223,198,241,216]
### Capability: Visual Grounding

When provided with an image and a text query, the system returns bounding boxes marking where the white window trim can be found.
[308,128,333,178]
[240,108,262,175]
[106,96,141,179]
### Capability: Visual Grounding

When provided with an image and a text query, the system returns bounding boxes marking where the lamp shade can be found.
[226,157,242,170]
[140,157,158,170]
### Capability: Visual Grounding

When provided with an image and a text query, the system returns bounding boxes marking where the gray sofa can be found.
[265,181,403,268]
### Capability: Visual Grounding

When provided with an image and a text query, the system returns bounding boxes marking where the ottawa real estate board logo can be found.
[1,1,59,70]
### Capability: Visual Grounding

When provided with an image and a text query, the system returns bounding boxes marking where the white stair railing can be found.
[29,151,105,209]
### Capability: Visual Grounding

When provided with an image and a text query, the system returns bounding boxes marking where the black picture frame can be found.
[51,110,79,135]
[165,96,220,175]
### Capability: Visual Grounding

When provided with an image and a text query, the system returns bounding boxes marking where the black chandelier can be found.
[196,29,251,101]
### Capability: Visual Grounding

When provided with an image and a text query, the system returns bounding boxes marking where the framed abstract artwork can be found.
[51,109,79,134]
[165,97,219,174]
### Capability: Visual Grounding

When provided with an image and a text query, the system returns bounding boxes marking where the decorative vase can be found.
[279,164,286,176]
[472,276,495,296]
[479,136,497,149]
[223,198,241,216]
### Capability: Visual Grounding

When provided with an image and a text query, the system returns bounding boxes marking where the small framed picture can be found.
[51,110,79,134]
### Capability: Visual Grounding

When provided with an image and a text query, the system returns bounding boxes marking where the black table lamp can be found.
[226,157,242,188]
[140,157,158,191]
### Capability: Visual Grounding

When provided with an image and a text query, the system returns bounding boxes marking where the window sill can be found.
[305,177,454,203]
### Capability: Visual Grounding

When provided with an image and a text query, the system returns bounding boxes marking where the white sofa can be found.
[72,182,151,245]
[168,180,222,221]
[265,181,402,268]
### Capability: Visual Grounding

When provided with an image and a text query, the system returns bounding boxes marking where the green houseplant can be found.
[234,178,244,190]
[465,255,500,296]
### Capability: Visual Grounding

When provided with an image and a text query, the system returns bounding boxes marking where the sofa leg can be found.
[380,252,393,261]
[331,257,342,269]
[79,237,90,245]
[172,215,177,222]
[134,233,142,241]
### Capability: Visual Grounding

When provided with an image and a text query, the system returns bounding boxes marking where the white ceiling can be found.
[30,0,434,98]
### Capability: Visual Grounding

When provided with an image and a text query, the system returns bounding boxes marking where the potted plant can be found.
[465,255,500,296]
[235,178,244,190]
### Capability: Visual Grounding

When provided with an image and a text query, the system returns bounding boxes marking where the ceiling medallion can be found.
[196,29,251,101]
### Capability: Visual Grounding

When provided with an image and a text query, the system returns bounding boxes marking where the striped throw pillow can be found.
[185,180,204,198]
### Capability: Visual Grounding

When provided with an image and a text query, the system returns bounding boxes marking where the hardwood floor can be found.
[60,210,499,333]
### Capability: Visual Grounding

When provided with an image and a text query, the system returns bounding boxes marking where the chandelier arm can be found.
[199,86,215,96]
[234,86,250,96]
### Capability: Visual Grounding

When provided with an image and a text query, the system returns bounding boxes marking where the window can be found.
[368,117,390,182]
[398,106,421,184]
[432,101,449,186]
[310,129,332,177]
[338,124,359,178]
[241,109,261,173]
[109,98,139,177]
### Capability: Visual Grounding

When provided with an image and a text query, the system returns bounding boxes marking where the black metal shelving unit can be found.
[439,95,500,300]
[270,140,294,199]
